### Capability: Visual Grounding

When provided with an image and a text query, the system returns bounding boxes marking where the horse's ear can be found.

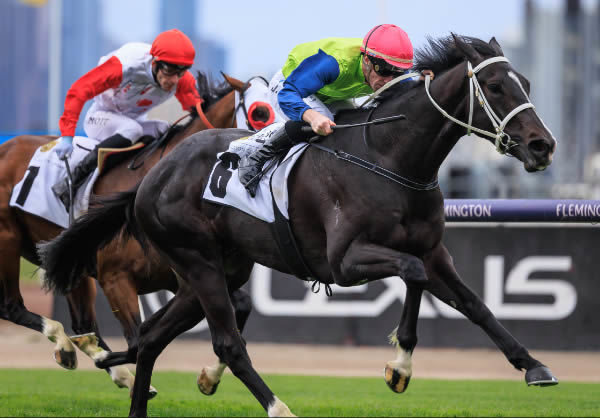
[221,71,233,84]
[452,33,481,63]
[489,37,504,56]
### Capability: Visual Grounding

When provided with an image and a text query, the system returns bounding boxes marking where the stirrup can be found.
[52,179,71,209]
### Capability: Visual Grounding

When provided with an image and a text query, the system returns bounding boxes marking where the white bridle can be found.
[424,56,535,154]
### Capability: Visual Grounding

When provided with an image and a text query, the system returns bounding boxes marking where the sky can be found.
[100,0,595,81]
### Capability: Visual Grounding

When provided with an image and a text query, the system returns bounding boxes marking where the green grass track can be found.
[0,369,597,417]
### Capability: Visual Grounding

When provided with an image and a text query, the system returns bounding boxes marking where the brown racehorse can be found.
[1,72,266,396]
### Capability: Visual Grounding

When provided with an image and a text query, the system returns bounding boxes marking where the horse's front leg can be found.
[423,243,558,386]
[386,284,423,393]
[335,241,428,393]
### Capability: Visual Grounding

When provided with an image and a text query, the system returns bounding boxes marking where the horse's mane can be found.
[372,35,499,104]
[413,35,499,74]
[157,71,234,142]
[195,71,234,109]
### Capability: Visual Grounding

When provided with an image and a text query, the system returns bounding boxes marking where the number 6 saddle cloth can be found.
[202,123,309,223]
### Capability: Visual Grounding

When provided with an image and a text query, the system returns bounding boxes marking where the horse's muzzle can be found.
[524,137,555,171]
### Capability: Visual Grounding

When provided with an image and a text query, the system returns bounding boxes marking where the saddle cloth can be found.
[234,77,283,130]
[9,136,101,228]
[202,124,309,223]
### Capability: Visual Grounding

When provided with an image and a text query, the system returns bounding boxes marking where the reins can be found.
[305,55,537,190]
[303,78,440,191]
[128,109,195,170]
[195,99,215,129]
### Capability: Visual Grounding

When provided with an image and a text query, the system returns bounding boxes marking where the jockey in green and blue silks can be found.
[239,24,418,197]
[276,38,374,120]
[270,24,414,136]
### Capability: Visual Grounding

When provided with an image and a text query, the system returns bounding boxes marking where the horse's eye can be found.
[488,83,501,94]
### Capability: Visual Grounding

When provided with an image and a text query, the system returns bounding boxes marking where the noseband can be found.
[424,56,535,154]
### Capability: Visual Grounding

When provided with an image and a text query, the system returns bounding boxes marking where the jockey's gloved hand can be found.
[54,136,74,160]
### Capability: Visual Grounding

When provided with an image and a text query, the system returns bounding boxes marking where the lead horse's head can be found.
[419,34,557,172]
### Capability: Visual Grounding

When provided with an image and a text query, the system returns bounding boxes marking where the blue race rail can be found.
[444,199,600,223]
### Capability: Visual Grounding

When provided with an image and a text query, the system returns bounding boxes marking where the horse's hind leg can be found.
[197,287,253,396]
[424,243,558,386]
[385,284,423,393]
[66,275,150,398]
[0,236,76,369]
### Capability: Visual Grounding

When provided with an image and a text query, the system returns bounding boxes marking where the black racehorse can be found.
[41,35,557,417]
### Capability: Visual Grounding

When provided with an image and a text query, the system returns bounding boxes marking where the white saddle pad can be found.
[202,124,308,223]
[234,77,284,130]
[10,136,101,228]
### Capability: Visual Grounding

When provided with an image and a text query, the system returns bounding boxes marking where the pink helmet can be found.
[360,24,413,70]
[150,29,195,66]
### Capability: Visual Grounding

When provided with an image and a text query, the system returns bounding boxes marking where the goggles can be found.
[156,61,190,77]
[367,56,406,78]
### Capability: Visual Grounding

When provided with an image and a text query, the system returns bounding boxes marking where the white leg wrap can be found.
[267,397,295,417]
[109,366,135,389]
[204,362,227,383]
[387,346,413,378]
[70,333,109,362]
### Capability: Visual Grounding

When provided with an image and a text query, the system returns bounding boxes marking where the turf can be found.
[20,258,41,283]
[0,369,597,417]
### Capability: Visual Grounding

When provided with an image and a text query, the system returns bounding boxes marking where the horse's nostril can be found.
[528,139,550,155]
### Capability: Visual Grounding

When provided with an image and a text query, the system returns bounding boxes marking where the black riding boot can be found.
[238,125,296,197]
[52,134,132,209]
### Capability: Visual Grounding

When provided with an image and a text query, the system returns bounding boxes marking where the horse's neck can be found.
[367,63,471,182]
[166,94,236,151]
[206,92,236,128]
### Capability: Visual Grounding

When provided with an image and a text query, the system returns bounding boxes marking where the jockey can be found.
[52,29,200,208]
[239,24,431,197]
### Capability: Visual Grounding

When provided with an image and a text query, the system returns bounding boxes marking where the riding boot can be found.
[52,134,132,209]
[238,125,296,197]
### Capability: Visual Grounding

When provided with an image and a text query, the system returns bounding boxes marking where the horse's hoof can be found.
[197,370,220,396]
[54,347,77,370]
[129,386,158,400]
[384,365,411,393]
[526,365,558,386]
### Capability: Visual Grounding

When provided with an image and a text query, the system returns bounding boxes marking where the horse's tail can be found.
[38,183,142,294]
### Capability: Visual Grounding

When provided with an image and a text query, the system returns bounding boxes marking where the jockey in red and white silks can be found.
[52,29,200,207]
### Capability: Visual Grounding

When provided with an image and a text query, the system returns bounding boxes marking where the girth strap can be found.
[269,193,318,281]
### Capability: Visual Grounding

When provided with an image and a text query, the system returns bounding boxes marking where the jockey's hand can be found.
[54,136,74,160]
[302,109,336,136]
[420,70,435,81]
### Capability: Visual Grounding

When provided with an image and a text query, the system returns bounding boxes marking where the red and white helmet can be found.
[150,29,195,66]
[360,24,413,70]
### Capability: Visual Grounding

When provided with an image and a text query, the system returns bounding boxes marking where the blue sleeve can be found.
[277,49,340,121]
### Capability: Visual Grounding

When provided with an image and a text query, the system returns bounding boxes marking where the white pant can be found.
[268,70,356,122]
[83,103,169,144]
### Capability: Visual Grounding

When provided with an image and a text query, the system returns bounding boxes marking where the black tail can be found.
[38,183,142,294]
